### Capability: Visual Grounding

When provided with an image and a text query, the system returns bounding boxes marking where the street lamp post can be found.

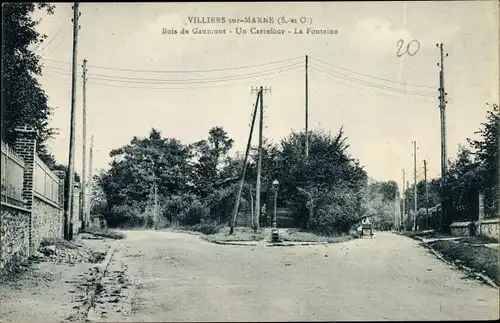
[271,179,279,242]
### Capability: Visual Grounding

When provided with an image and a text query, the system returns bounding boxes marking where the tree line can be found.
[402,103,499,229]
[95,126,397,235]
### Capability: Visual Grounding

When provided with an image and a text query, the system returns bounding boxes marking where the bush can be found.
[104,203,144,228]
[187,222,224,235]
[161,193,206,226]
[84,228,126,239]
[305,187,364,235]
[203,185,237,224]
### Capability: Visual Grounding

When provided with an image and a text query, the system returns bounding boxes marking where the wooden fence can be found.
[1,141,25,207]
[34,155,60,204]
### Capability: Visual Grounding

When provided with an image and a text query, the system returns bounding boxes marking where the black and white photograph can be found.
[0,1,499,322]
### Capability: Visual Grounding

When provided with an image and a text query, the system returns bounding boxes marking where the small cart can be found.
[360,223,373,239]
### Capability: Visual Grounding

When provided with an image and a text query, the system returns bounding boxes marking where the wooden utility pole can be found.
[305,55,309,158]
[229,90,261,235]
[413,140,418,231]
[424,159,429,229]
[81,58,88,231]
[402,169,406,229]
[153,181,158,230]
[249,186,254,228]
[64,2,80,241]
[437,43,449,231]
[255,86,264,233]
[85,135,93,225]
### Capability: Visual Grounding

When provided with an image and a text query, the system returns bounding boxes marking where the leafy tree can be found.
[2,3,57,165]
[468,103,499,218]
[274,128,367,231]
[191,126,234,197]
[89,171,108,216]
[100,128,194,225]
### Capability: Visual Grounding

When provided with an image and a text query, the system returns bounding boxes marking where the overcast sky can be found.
[31,1,499,186]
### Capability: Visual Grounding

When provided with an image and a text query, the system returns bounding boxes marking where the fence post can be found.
[53,170,66,237]
[72,182,81,235]
[478,191,485,236]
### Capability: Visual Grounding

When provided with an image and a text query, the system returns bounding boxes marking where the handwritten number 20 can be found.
[397,39,420,57]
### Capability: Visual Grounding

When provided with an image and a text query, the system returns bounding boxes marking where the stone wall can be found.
[450,221,475,237]
[31,195,63,254]
[1,126,82,275]
[0,203,31,274]
[478,219,499,242]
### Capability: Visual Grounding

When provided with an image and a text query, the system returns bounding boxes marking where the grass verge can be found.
[426,239,499,287]
[40,237,79,249]
[83,228,126,240]
[198,226,356,244]
[203,226,265,242]
[279,228,354,243]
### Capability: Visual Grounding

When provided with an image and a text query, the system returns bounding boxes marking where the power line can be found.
[42,62,303,83]
[311,68,434,103]
[42,28,71,57]
[44,64,302,85]
[37,17,68,52]
[40,67,302,90]
[40,56,304,74]
[310,63,434,97]
[311,56,434,89]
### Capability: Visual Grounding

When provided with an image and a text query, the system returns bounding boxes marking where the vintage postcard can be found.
[1,1,499,322]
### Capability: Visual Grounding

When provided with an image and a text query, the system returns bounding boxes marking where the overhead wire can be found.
[40,65,303,90]
[40,56,305,74]
[311,68,435,103]
[41,28,71,57]
[310,63,435,97]
[310,56,435,89]
[42,62,303,84]
[36,17,67,52]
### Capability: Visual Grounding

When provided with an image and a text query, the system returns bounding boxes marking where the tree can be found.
[191,126,234,197]
[447,147,481,221]
[468,103,499,218]
[275,128,367,231]
[1,3,57,166]
[100,128,194,226]
[89,171,107,216]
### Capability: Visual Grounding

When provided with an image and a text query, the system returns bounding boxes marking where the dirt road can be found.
[93,230,499,321]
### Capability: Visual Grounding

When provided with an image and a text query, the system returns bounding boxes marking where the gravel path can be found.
[99,230,499,321]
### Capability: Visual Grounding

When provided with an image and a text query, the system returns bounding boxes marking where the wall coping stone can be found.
[450,221,474,228]
[0,201,31,214]
[34,193,63,210]
[481,219,500,224]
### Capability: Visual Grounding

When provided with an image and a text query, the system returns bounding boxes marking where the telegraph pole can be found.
[64,2,80,241]
[305,55,309,158]
[85,135,93,225]
[81,59,88,231]
[406,180,410,228]
[437,43,449,231]
[153,181,158,230]
[413,140,418,231]
[229,90,261,235]
[402,169,406,230]
[424,159,429,230]
[255,86,272,233]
